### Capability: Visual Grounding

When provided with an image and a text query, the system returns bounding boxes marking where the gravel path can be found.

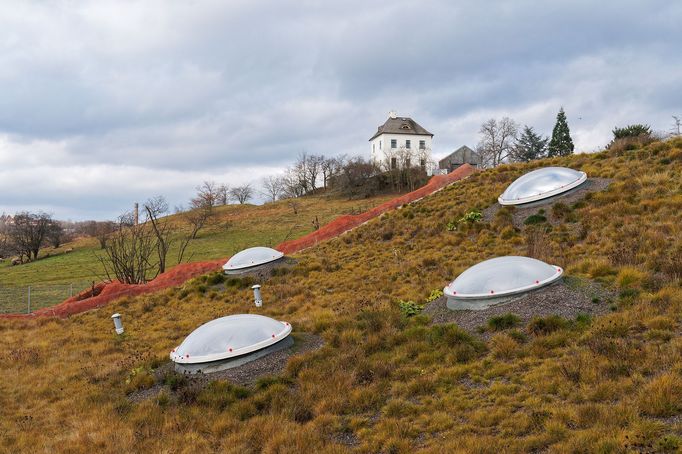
[483,178,612,228]
[424,277,614,338]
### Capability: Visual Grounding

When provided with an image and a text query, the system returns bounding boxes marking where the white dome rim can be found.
[498,168,587,206]
[221,246,285,271]
[170,314,292,364]
[443,257,564,300]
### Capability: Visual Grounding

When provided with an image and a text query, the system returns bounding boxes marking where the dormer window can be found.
[400,124,410,130]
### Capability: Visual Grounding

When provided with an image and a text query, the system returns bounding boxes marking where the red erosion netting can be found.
[277,164,476,254]
[2,164,475,319]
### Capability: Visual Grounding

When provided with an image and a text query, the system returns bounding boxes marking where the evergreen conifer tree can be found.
[548,107,574,157]
[512,125,548,162]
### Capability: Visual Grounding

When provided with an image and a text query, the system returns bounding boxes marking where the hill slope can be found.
[0,193,395,312]
[2,138,682,452]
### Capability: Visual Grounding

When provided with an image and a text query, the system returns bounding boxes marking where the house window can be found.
[405,158,411,167]
[406,140,411,149]
[420,159,426,168]
[379,140,382,150]
[391,157,397,169]
[372,143,375,153]
[419,140,426,150]
[391,139,397,149]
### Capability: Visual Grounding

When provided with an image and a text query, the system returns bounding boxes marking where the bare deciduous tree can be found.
[143,196,173,274]
[192,181,220,208]
[672,115,681,136]
[46,221,66,248]
[321,155,345,189]
[229,184,253,204]
[217,184,229,205]
[261,175,284,202]
[5,212,54,262]
[281,168,306,198]
[306,154,324,192]
[476,117,519,168]
[94,221,116,249]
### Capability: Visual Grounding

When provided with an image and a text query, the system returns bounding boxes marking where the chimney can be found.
[388,111,397,119]
[134,203,139,225]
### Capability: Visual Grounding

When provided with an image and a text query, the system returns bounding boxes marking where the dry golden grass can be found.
[2,138,682,453]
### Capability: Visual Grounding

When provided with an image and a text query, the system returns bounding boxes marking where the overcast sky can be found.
[0,1,680,220]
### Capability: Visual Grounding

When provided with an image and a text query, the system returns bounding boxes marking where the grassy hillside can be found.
[2,138,682,453]
[0,194,391,290]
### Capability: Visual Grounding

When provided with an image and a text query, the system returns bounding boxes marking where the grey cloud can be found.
[0,0,679,219]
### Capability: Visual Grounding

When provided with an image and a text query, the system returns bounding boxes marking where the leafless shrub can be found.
[98,212,158,284]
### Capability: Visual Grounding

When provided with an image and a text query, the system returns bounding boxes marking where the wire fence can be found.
[0,282,94,314]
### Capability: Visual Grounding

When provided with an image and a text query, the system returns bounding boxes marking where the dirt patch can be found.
[423,276,614,338]
[483,178,612,228]
[128,333,323,403]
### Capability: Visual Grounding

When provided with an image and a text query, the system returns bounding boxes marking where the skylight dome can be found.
[170,314,292,367]
[222,246,284,274]
[444,256,563,309]
[498,167,587,206]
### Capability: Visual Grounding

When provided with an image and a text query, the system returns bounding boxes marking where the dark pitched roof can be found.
[369,116,433,141]
[438,145,480,167]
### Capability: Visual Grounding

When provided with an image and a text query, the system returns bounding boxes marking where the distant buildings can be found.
[369,113,480,175]
[438,145,481,173]
[369,112,433,170]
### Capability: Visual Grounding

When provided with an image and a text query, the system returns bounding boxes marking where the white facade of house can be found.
[369,112,433,170]
[370,133,433,164]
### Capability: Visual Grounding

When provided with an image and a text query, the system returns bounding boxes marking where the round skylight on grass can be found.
[222,246,284,274]
[170,314,292,366]
[444,256,563,310]
[498,167,587,206]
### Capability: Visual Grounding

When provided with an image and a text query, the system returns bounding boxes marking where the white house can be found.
[369,111,433,170]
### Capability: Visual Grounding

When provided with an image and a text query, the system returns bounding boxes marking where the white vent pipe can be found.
[111,313,124,335]
[252,285,263,308]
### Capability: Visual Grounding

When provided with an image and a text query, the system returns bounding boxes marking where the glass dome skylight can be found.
[222,246,284,273]
[498,167,587,206]
[170,314,292,365]
[444,256,563,302]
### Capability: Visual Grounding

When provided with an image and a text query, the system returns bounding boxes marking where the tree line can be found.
[476,107,575,168]
[0,212,65,263]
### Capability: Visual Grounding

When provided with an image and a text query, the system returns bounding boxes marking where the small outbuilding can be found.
[438,145,481,173]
